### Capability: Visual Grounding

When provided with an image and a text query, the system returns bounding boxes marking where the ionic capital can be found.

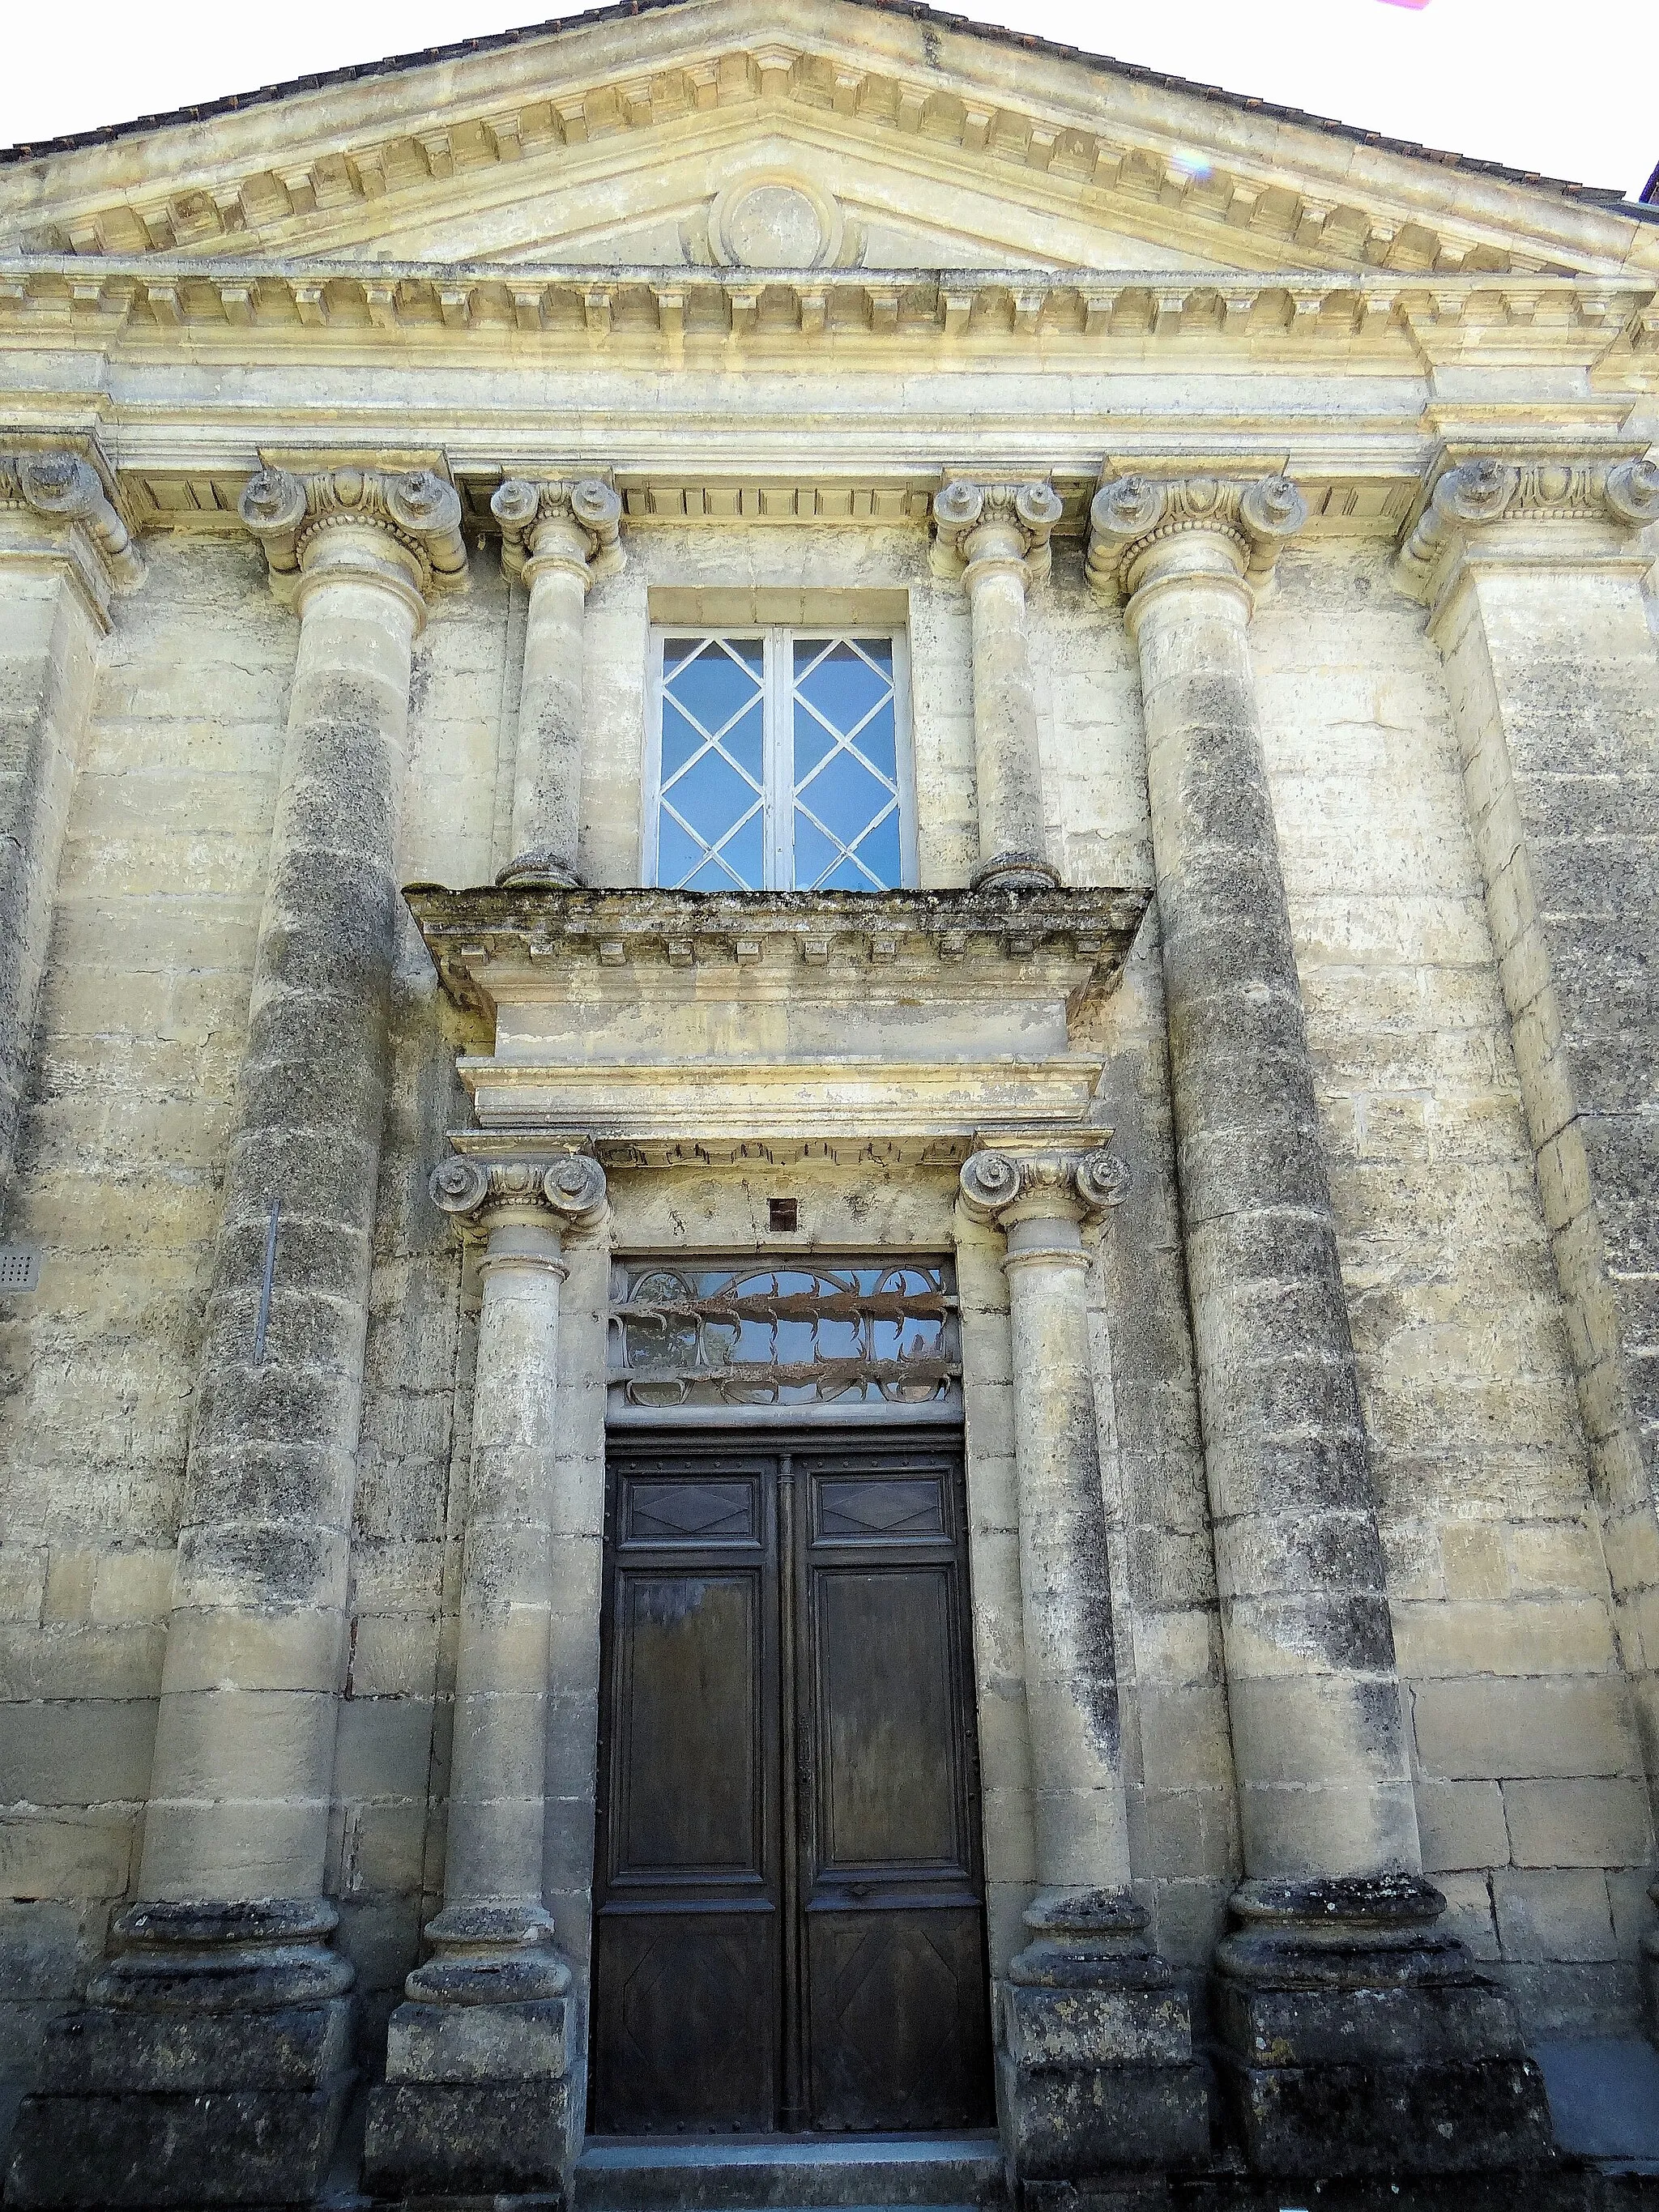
[1086,472,1306,610]
[0,445,145,617]
[958,1136,1128,1231]
[491,475,624,587]
[239,463,468,618]
[430,1152,608,1238]
[932,479,1064,586]
[1396,450,1659,604]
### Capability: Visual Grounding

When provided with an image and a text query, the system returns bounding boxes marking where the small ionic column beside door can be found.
[1089,472,1552,2179]
[489,475,623,887]
[932,479,1064,891]
[365,1153,608,2204]
[957,1134,1209,2184]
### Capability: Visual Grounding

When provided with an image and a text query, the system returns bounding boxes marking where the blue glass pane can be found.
[849,810,902,887]
[668,752,759,845]
[657,812,704,886]
[791,815,841,888]
[796,747,889,845]
[684,854,742,890]
[792,709,838,780]
[845,699,896,782]
[665,639,763,739]
[724,811,766,887]
[795,638,892,733]
[661,698,710,781]
[817,853,880,891]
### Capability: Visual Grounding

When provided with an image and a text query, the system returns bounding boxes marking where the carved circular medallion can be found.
[711,172,842,269]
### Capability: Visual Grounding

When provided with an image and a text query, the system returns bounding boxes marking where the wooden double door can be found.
[591,1432,994,2136]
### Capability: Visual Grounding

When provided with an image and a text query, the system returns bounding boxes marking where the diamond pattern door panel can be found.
[591,1437,991,2136]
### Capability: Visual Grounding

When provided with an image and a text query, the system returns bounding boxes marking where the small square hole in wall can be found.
[769,1199,800,1233]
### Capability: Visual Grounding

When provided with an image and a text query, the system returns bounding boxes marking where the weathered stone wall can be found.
[0,519,1652,2123]
[1255,544,1653,2033]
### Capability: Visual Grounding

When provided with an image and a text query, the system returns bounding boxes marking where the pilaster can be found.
[957,1133,1209,2192]
[490,474,624,888]
[932,479,1063,892]
[1397,449,1659,1833]
[0,444,143,1224]
[365,1151,610,2206]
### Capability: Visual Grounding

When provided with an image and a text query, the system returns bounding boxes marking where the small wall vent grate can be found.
[0,1247,41,1293]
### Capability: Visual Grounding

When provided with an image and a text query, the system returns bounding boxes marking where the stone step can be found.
[574,2133,1006,2212]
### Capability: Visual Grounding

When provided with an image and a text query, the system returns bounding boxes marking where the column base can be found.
[997,1890,1210,2193]
[4,1899,356,2210]
[1213,1876,1555,2179]
[496,846,581,888]
[970,853,1063,893]
[362,1901,578,2205]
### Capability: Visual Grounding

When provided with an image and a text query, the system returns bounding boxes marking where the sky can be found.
[2,0,1657,203]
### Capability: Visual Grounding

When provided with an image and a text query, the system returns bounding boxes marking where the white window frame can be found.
[644,626,917,892]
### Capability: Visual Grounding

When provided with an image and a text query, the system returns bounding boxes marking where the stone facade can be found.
[0,0,1656,2203]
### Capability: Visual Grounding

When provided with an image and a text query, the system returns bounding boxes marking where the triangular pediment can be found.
[1,0,1648,285]
[326,120,1235,275]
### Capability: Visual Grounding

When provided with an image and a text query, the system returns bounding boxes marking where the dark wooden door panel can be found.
[591,1911,776,2133]
[591,1434,992,2137]
[805,1907,995,2131]
[812,1566,963,1871]
[612,1571,762,1876]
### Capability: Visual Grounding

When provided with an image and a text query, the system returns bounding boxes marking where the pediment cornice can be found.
[2,2,1652,286]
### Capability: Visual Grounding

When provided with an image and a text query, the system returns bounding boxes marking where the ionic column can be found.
[1398,454,1659,1812]
[0,446,143,1220]
[1088,473,1550,2177]
[932,479,1064,891]
[957,1133,1206,2184]
[8,464,469,2212]
[366,1151,608,2203]
[488,475,623,886]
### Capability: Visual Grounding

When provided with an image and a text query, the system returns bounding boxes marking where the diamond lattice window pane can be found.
[659,637,766,889]
[790,637,900,891]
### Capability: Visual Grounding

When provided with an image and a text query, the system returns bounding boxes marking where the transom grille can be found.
[608,1256,959,1416]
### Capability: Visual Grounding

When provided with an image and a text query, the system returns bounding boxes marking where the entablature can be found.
[408,882,1149,1156]
[3,254,1650,373]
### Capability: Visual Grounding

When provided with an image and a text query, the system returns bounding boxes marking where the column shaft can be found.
[511,556,588,881]
[450,1215,565,1903]
[142,542,420,1901]
[1098,482,1418,1883]
[490,477,622,887]
[1001,1212,1132,1892]
[365,1153,606,2205]
[932,479,1063,891]
[966,560,1047,880]
[958,1138,1207,2183]
[1090,473,1552,2180]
